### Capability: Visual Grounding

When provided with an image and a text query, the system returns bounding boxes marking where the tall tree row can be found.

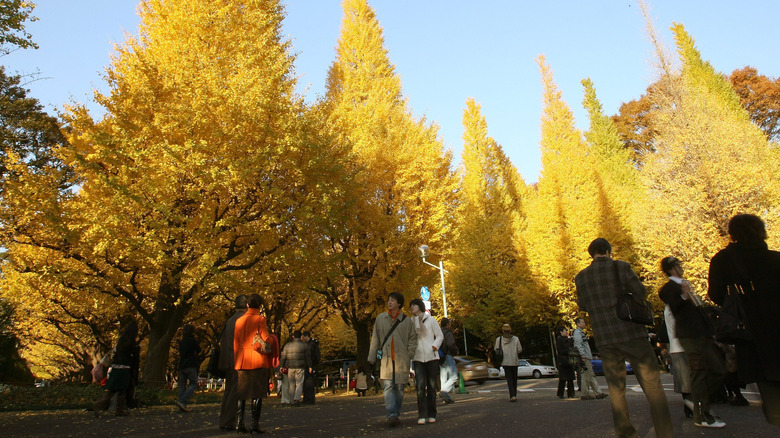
[523,56,603,321]
[448,98,549,342]
[2,0,780,379]
[310,0,457,370]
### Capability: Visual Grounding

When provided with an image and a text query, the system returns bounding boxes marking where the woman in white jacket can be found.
[410,298,443,425]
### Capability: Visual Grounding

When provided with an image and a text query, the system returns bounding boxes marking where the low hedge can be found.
[0,383,224,412]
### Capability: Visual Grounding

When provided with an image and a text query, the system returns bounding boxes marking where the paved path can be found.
[2,373,777,437]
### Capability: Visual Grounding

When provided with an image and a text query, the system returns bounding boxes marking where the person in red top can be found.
[233,293,275,434]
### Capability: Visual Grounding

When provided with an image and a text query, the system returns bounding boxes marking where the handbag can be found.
[567,347,582,367]
[493,336,504,366]
[206,345,225,378]
[712,283,752,344]
[614,261,655,325]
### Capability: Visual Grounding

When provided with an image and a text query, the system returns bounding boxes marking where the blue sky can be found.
[5,1,779,183]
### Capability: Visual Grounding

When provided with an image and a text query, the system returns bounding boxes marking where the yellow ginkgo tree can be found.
[2,0,343,384]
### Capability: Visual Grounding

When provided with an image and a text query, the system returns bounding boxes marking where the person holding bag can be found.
[233,293,275,434]
[708,214,780,426]
[659,257,726,428]
[555,327,576,399]
[575,238,672,438]
[368,292,418,428]
[92,320,138,417]
[495,323,522,402]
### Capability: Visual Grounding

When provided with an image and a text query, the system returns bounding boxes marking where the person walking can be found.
[175,324,201,413]
[708,214,780,426]
[575,238,672,438]
[573,317,607,400]
[663,301,694,418]
[217,294,247,431]
[233,293,275,434]
[93,320,138,417]
[301,331,320,404]
[409,298,443,425]
[438,318,458,404]
[368,292,418,427]
[660,256,726,428]
[280,330,312,407]
[495,323,523,402]
[556,327,576,399]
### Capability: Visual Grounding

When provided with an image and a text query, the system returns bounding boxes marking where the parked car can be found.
[453,356,489,384]
[488,359,558,379]
[590,355,633,375]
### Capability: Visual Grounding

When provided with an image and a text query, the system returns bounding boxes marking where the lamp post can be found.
[418,245,468,355]
[417,245,448,318]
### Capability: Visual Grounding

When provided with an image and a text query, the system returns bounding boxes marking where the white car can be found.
[489,359,558,379]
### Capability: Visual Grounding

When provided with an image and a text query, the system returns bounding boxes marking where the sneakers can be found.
[595,393,608,399]
[695,414,726,428]
[427,418,436,424]
[509,396,517,402]
[417,418,426,425]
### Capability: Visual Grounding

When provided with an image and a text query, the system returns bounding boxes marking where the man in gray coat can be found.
[218,294,248,431]
[280,330,312,406]
[368,292,418,427]
[572,317,607,400]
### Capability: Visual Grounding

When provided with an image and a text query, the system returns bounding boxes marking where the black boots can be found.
[236,399,263,434]
[250,398,264,434]
[236,400,249,433]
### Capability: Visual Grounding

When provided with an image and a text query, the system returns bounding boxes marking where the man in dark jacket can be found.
[218,294,248,431]
[280,330,312,406]
[301,331,320,404]
[575,238,672,438]
[175,324,201,412]
[438,318,458,404]
[659,256,725,428]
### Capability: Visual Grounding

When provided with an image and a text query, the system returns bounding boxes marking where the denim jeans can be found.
[413,360,440,419]
[601,339,672,438]
[439,355,457,394]
[177,367,198,404]
[382,379,405,419]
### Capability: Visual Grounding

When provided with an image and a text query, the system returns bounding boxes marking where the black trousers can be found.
[303,370,316,403]
[503,365,518,398]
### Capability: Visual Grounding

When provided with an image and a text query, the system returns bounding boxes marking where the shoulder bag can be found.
[494,336,504,367]
[712,252,753,343]
[374,315,403,375]
[614,261,655,325]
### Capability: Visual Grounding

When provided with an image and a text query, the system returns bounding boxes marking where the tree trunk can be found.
[354,318,373,370]
[143,306,185,387]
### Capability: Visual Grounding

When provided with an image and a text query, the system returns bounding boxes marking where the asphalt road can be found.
[2,373,777,437]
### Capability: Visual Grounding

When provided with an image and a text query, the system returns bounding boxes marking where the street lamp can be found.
[417,245,449,318]
[418,245,468,355]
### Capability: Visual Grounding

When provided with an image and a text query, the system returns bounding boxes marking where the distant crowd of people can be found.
[89,213,779,435]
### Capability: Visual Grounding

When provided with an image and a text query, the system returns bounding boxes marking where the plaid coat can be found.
[575,257,648,348]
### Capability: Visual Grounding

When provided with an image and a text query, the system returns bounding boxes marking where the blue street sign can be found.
[420,286,430,301]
